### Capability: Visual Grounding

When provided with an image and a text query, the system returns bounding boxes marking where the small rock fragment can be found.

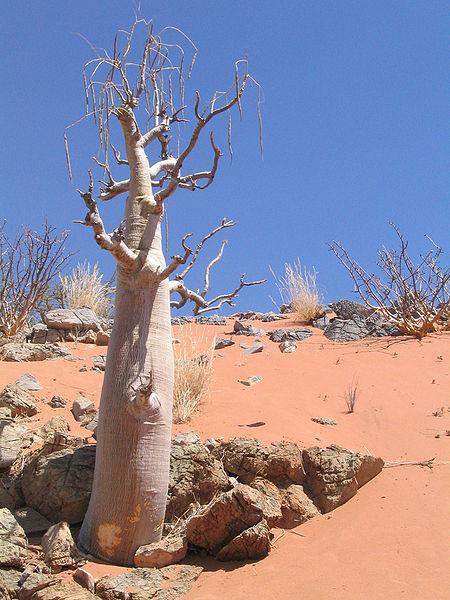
[311,417,337,426]
[214,338,235,350]
[15,373,41,391]
[41,522,82,572]
[134,536,187,568]
[239,376,262,387]
[71,398,96,423]
[279,341,297,353]
[47,396,67,409]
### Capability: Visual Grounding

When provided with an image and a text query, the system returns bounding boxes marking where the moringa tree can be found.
[68,20,261,565]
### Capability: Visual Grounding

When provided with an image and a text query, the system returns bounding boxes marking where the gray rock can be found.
[0,420,33,468]
[311,417,337,426]
[240,341,265,354]
[231,312,286,322]
[134,536,187,568]
[171,316,194,325]
[44,308,100,332]
[324,314,401,342]
[166,433,229,522]
[41,521,82,572]
[47,396,67,409]
[312,315,331,330]
[280,302,294,314]
[233,321,266,337]
[16,572,53,600]
[239,375,262,386]
[214,338,235,350]
[0,568,22,600]
[71,398,96,423]
[38,416,70,440]
[302,445,384,513]
[13,507,52,534]
[269,328,312,343]
[30,324,63,344]
[0,384,37,417]
[279,341,297,353]
[15,374,41,391]
[95,565,203,600]
[330,300,374,320]
[91,355,106,372]
[21,445,96,524]
[0,343,71,362]
[0,508,28,567]
[0,475,24,511]
[195,315,226,325]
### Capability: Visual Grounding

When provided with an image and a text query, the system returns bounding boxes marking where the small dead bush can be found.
[59,261,114,318]
[173,326,215,423]
[345,379,360,413]
[271,259,323,322]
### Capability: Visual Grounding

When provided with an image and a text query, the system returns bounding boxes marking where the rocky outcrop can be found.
[324,314,400,342]
[0,343,71,362]
[44,308,100,332]
[0,508,28,568]
[0,385,37,417]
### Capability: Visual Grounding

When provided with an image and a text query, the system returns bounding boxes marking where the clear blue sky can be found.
[1,1,448,312]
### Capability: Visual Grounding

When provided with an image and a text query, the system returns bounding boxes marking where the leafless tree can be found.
[330,223,450,339]
[0,222,70,338]
[67,19,262,564]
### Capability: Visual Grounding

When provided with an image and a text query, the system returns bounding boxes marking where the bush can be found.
[59,262,114,318]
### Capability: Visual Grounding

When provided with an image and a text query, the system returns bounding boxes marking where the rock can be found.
[15,374,41,391]
[215,519,271,561]
[91,355,106,372]
[0,343,71,362]
[302,445,384,513]
[13,507,52,534]
[38,417,70,439]
[134,536,187,568]
[279,341,297,353]
[248,478,283,527]
[330,300,374,320]
[30,324,63,345]
[47,396,66,409]
[212,438,304,485]
[195,315,226,325]
[21,445,96,524]
[230,312,286,322]
[0,568,22,600]
[0,508,28,567]
[95,331,109,346]
[166,433,229,522]
[269,328,312,343]
[17,572,53,600]
[233,321,266,337]
[239,375,262,386]
[214,338,235,350]
[0,408,11,419]
[0,420,33,468]
[324,314,400,342]
[186,484,272,558]
[240,341,265,354]
[0,384,38,417]
[279,484,320,527]
[171,316,194,325]
[280,302,294,314]
[95,565,203,600]
[78,330,97,344]
[73,568,96,594]
[41,522,81,571]
[312,315,331,330]
[44,308,100,332]
[31,579,97,600]
[71,398,96,423]
[311,417,337,426]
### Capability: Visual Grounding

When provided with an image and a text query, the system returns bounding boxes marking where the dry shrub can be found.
[173,325,215,423]
[271,259,323,322]
[345,379,360,413]
[60,261,114,318]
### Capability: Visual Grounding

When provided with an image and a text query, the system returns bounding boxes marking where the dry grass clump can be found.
[271,259,323,323]
[345,379,360,413]
[173,325,215,423]
[60,262,114,318]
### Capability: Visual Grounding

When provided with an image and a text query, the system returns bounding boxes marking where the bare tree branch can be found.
[156,233,192,282]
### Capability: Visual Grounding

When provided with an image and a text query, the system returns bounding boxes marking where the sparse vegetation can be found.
[271,259,323,323]
[0,222,70,337]
[173,326,215,423]
[59,261,114,318]
[330,224,450,339]
[345,379,360,413]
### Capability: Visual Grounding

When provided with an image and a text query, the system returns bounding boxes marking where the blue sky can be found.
[1,1,448,312]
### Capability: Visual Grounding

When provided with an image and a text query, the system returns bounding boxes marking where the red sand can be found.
[1,320,449,599]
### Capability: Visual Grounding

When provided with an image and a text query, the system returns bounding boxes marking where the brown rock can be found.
[0,384,37,417]
[0,508,28,568]
[215,520,271,561]
[134,535,187,568]
[0,419,33,468]
[73,568,96,594]
[13,507,52,534]
[279,484,320,527]
[41,521,82,572]
[31,579,97,600]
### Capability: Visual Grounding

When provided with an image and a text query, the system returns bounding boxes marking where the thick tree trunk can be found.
[78,119,174,566]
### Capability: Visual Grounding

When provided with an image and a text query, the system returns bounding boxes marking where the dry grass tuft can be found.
[345,379,360,413]
[60,261,114,318]
[173,325,215,423]
[271,259,323,323]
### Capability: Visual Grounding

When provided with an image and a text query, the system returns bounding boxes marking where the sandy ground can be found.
[1,319,449,599]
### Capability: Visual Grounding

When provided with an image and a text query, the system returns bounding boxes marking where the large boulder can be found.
[0,419,33,468]
[166,433,229,522]
[44,308,100,332]
[30,323,63,344]
[302,445,384,513]
[211,438,305,485]
[95,565,203,600]
[0,343,71,362]
[0,508,28,568]
[0,385,37,417]
[279,484,320,527]
[21,445,95,524]
[324,314,400,342]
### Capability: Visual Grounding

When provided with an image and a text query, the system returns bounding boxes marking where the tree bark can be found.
[78,113,174,566]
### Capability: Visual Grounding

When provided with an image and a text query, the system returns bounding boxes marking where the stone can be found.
[0,343,71,362]
[134,536,187,568]
[248,478,283,527]
[0,384,37,417]
[31,579,97,600]
[15,374,41,391]
[17,572,53,600]
[95,565,203,600]
[73,568,96,594]
[41,522,81,571]
[95,331,109,346]
[215,519,271,562]
[13,507,52,534]
[269,328,312,343]
[195,315,226,325]
[0,420,33,468]
[214,338,235,350]
[0,508,28,567]
[330,300,374,320]
[47,396,66,409]
[91,355,106,371]
[0,475,24,511]
[239,375,262,386]
[302,445,384,513]
[166,433,229,522]
[0,568,22,600]
[324,313,401,343]
[212,438,305,485]
[30,324,63,345]
[38,417,70,439]
[311,417,337,426]
[240,341,265,354]
[279,341,297,353]
[233,321,266,337]
[312,315,331,330]
[280,302,294,314]
[71,398,96,423]
[79,330,97,344]
[21,445,96,524]
[44,308,100,332]
[279,484,320,527]
[0,408,11,419]
[171,316,194,325]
